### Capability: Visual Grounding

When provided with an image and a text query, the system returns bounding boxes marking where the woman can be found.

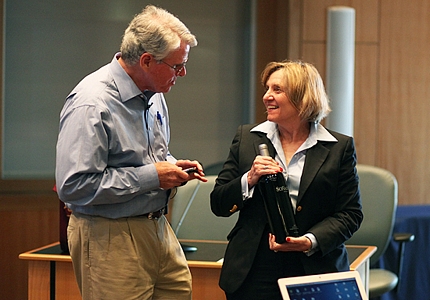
[210,60,363,300]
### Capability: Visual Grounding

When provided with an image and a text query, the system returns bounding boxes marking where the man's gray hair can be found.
[120,5,197,65]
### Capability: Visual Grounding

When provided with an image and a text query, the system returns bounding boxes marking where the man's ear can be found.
[140,53,152,69]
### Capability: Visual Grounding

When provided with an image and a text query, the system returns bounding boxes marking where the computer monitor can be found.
[278,271,368,300]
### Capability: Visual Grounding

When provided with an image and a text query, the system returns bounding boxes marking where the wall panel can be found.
[303,0,378,43]
[0,195,58,300]
[378,0,430,204]
[353,44,378,165]
[299,0,430,204]
[301,0,380,167]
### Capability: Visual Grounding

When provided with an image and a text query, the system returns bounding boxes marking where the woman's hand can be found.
[247,156,282,188]
[268,233,312,252]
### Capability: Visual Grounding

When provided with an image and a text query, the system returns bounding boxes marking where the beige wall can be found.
[256,0,430,206]
[1,1,58,299]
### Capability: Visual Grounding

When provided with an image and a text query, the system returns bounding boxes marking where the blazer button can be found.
[296,205,302,212]
[229,204,238,213]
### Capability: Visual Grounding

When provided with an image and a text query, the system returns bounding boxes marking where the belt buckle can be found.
[148,208,164,220]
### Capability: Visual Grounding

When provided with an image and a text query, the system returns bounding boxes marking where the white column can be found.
[325,6,356,137]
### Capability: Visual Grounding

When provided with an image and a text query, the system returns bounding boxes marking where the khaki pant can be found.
[68,213,192,300]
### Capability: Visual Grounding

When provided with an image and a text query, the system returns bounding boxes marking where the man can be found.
[55,5,205,300]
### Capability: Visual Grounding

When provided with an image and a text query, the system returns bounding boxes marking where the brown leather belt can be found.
[143,207,165,220]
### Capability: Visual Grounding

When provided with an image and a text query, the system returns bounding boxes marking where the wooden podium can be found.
[20,240,375,300]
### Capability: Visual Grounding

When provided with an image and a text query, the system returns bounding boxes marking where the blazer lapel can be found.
[252,137,275,158]
[251,131,330,203]
[298,142,330,202]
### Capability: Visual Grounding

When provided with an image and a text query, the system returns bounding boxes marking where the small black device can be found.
[184,167,198,174]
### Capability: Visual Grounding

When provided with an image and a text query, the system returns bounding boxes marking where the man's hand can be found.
[155,160,207,189]
[176,159,207,184]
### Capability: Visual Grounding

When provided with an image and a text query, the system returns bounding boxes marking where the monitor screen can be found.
[285,278,363,300]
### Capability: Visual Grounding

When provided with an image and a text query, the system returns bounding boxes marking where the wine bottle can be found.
[258,144,299,244]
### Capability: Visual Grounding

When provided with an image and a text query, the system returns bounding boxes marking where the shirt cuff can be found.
[241,172,255,201]
[303,233,319,256]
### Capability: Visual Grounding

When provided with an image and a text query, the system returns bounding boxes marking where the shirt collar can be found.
[300,122,338,151]
[251,121,338,149]
[109,52,150,103]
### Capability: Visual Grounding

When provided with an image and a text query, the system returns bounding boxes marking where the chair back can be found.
[204,161,224,176]
[170,175,238,241]
[346,164,398,266]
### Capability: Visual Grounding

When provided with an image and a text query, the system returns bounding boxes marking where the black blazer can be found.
[210,124,363,294]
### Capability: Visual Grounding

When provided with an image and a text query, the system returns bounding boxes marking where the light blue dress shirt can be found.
[241,121,338,253]
[55,53,175,218]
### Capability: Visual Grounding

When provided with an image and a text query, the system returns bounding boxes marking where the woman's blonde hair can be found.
[261,60,331,123]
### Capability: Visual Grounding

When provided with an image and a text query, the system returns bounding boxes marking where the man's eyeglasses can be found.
[158,60,187,75]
